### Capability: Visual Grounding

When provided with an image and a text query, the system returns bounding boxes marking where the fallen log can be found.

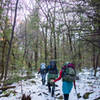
[0,93,10,98]
[0,86,16,91]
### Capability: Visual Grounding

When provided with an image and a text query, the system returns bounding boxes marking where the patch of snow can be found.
[0,68,100,100]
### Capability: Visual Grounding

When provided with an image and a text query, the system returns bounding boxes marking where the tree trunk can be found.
[4,0,19,79]
[53,1,57,60]
[44,27,48,64]
[0,40,6,80]
[34,38,38,69]
[27,62,32,76]
[0,86,16,91]
[62,33,66,61]
[92,46,96,71]
[78,32,82,69]
[50,31,53,59]
[23,17,27,60]
[94,52,100,76]
[0,0,11,79]
[54,31,57,60]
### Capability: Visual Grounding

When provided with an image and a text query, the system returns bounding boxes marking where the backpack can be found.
[50,61,56,69]
[62,63,76,82]
[40,63,46,70]
[49,61,58,74]
[47,61,58,83]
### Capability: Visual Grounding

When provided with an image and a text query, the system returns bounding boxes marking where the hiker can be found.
[38,63,47,85]
[52,62,76,100]
[46,60,58,97]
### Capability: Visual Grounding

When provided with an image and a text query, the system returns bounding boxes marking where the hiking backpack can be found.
[62,63,76,82]
[47,61,58,82]
[50,61,56,69]
[40,63,46,70]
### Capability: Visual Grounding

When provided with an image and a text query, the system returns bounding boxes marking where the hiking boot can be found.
[51,90,54,97]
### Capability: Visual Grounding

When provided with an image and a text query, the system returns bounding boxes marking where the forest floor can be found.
[0,68,100,100]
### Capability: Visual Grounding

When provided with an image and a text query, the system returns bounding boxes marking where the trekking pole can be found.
[74,81,79,100]
[74,87,79,100]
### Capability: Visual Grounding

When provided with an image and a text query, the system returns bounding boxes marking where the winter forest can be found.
[0,0,100,100]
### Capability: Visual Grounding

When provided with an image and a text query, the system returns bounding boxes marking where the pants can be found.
[64,94,69,100]
[41,74,46,85]
[48,82,55,97]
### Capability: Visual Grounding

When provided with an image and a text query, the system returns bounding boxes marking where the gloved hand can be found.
[50,79,55,83]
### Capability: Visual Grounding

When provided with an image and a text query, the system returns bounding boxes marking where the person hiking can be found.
[52,62,76,100]
[46,60,58,97]
[38,63,47,85]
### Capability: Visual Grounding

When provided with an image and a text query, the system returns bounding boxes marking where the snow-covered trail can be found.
[0,69,100,100]
[0,73,77,100]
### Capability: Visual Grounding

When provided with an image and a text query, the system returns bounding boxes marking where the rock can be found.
[31,80,36,84]
[56,93,60,96]
[38,93,42,96]
[83,92,93,99]
[57,95,63,99]
[77,93,81,98]
[43,92,48,95]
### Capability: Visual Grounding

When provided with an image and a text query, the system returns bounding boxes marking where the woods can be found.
[0,0,100,82]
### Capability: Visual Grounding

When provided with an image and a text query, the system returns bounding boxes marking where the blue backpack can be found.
[40,63,46,74]
[40,63,46,70]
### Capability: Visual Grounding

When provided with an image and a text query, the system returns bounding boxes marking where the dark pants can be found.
[64,94,69,100]
[48,82,55,97]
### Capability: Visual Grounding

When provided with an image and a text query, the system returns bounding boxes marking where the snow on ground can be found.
[0,68,100,100]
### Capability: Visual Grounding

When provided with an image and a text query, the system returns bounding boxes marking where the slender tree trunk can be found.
[27,62,32,76]
[53,1,57,60]
[78,32,82,69]
[67,32,73,53]
[94,52,100,76]
[62,33,66,61]
[40,25,48,64]
[35,51,38,69]
[92,46,96,70]
[57,26,60,65]
[0,40,6,80]
[50,31,53,59]
[54,31,57,59]
[23,17,27,59]
[4,0,19,79]
[34,38,38,69]
[44,26,48,64]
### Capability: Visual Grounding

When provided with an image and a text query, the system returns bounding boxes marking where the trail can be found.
[0,68,100,100]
